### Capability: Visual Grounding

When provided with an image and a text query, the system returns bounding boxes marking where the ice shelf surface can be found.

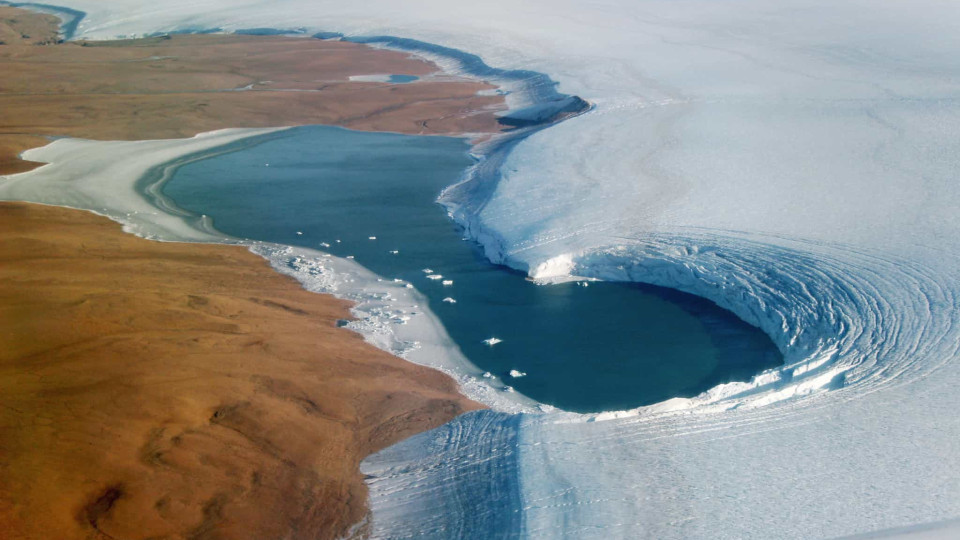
[8,1,960,538]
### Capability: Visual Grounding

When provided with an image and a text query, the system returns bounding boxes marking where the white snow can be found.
[529,254,575,281]
[0,128,282,242]
[349,74,394,83]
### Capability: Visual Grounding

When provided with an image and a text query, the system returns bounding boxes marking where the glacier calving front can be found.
[23,0,960,537]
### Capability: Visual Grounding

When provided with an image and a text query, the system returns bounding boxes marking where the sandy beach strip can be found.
[0,6,501,539]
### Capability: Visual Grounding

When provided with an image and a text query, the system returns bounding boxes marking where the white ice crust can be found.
[7,1,960,538]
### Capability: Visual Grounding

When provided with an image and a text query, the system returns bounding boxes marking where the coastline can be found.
[0,5,507,175]
[2,8,796,538]
[0,201,482,539]
[1,125,544,414]
[0,3,588,415]
[0,6,503,538]
[19,1,960,539]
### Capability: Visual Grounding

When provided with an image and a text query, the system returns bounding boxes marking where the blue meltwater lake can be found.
[160,125,782,413]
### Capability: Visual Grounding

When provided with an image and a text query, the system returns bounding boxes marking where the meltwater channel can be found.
[159,125,781,412]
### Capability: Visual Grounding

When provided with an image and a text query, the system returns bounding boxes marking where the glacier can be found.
[6,0,960,537]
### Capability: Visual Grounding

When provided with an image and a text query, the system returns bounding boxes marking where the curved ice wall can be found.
[26,0,960,537]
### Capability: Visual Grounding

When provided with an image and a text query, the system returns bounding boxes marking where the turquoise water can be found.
[160,125,782,412]
[388,74,419,83]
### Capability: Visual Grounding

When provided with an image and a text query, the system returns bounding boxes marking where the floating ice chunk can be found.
[393,278,404,283]
[422,268,434,273]
[335,239,341,243]
[442,297,457,304]
[369,236,377,240]
[482,371,493,378]
[389,250,399,254]
[405,284,413,288]
[346,255,354,259]
[426,274,444,280]
[504,386,515,393]
[319,242,331,248]
[530,253,575,280]
[483,337,503,346]
[509,369,527,378]
[442,280,453,286]
[265,163,269,167]
[296,231,303,235]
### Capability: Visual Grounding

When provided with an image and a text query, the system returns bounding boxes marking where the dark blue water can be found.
[160,125,782,412]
